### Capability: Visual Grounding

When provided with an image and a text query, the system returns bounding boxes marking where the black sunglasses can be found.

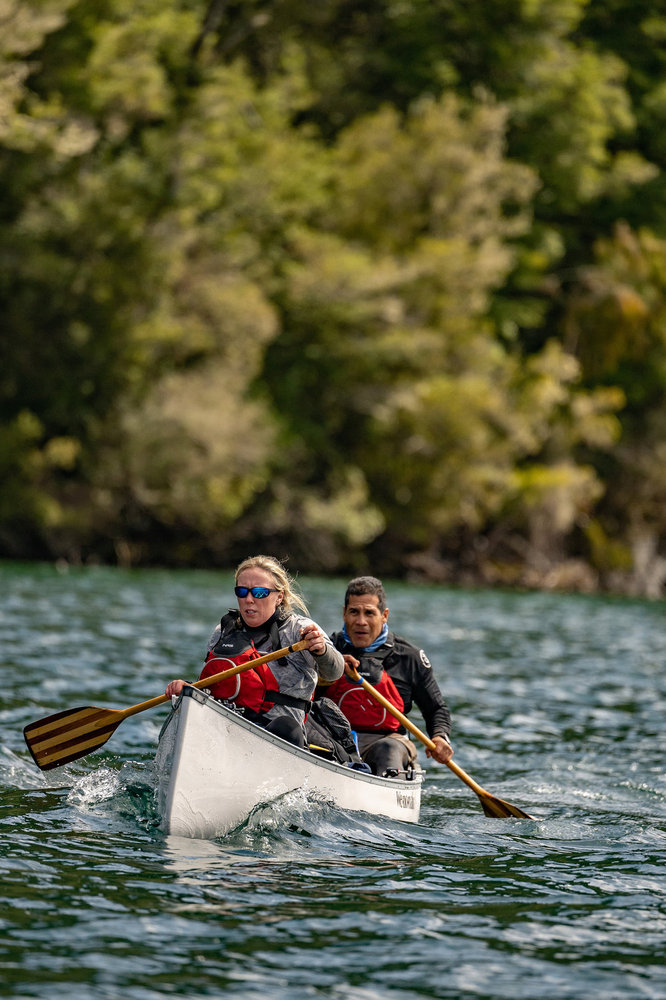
[234,586,281,599]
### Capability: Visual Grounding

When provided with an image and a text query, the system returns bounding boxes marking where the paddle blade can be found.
[23,706,124,771]
[479,792,535,820]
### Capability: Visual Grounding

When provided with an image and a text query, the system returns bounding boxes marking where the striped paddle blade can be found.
[22,639,313,772]
[23,706,124,771]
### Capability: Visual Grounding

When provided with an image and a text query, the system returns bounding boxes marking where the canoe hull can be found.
[154,687,423,839]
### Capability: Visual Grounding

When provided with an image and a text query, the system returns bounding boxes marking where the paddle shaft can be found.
[119,638,310,721]
[348,667,464,770]
[23,639,312,771]
[348,666,533,817]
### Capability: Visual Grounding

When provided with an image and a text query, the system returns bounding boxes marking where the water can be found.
[2,561,665,999]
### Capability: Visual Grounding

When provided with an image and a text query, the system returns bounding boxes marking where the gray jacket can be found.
[206,611,344,728]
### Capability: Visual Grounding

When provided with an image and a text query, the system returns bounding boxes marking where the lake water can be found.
[2,561,665,999]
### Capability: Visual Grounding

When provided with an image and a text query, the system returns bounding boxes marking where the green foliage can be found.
[564,223,666,390]
[563,221,666,552]
[510,43,655,212]
[2,0,666,593]
[0,410,80,554]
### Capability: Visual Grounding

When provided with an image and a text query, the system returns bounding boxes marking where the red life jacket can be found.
[325,670,404,732]
[198,644,275,712]
[198,617,311,716]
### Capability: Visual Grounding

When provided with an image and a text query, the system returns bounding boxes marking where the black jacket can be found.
[330,630,451,739]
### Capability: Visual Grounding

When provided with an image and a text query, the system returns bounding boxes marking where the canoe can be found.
[154,685,424,839]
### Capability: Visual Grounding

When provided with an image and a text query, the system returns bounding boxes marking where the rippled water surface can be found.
[2,562,665,999]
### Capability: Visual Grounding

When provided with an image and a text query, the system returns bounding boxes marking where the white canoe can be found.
[154,686,424,839]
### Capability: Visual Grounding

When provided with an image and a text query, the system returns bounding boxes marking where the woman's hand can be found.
[165,679,187,698]
[300,623,327,656]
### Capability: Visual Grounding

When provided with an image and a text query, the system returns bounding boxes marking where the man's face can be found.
[343,593,389,648]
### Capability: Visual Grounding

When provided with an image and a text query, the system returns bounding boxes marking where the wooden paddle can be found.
[347,665,535,819]
[23,639,310,772]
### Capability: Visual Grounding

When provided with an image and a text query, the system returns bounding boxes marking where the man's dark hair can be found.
[344,576,387,613]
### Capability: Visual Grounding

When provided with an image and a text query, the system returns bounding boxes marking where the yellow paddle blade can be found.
[350,668,536,819]
[23,706,124,771]
[477,792,535,819]
[445,759,536,819]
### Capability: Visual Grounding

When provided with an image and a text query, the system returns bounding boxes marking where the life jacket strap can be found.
[266,691,312,713]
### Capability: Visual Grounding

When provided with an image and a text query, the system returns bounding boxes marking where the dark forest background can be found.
[3,0,666,598]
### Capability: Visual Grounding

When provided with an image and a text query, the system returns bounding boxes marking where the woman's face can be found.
[235,568,284,628]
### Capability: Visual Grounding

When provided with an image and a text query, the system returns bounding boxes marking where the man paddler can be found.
[322,576,453,776]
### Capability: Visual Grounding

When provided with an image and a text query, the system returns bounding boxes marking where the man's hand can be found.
[343,654,360,677]
[426,734,454,764]
[165,679,187,698]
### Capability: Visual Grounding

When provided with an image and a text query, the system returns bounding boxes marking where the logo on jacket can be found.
[419,650,431,668]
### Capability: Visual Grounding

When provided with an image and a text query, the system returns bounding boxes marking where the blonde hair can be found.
[235,555,308,616]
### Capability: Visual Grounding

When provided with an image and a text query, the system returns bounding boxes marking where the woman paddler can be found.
[165,555,344,747]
